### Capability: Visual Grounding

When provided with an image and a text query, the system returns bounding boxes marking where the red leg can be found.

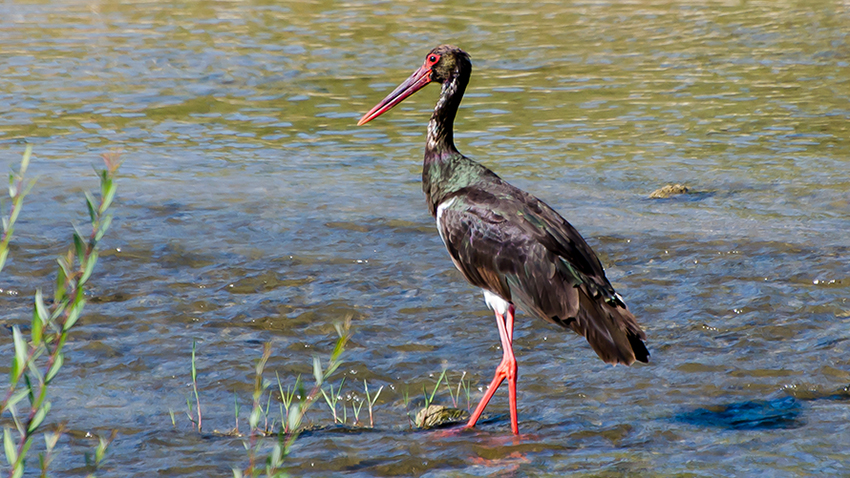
[466,305,518,434]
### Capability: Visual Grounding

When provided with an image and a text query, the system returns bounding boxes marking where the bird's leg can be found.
[466,304,518,434]
[504,304,518,434]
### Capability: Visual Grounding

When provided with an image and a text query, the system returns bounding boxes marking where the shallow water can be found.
[1,0,849,476]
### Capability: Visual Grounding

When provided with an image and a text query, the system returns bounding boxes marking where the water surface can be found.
[1,0,849,476]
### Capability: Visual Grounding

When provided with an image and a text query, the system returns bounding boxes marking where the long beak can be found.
[357,64,433,126]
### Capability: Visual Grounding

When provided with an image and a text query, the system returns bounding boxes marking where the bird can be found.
[357,45,649,435]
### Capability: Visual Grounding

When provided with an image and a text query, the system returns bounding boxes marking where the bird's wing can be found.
[436,195,517,300]
[437,190,648,365]
[511,191,613,293]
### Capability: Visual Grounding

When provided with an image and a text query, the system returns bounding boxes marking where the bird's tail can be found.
[573,286,649,366]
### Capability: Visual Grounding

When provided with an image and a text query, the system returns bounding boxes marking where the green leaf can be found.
[100,180,117,214]
[49,301,66,323]
[30,313,42,346]
[20,144,33,176]
[24,374,34,403]
[287,404,301,432]
[45,352,63,383]
[312,356,323,385]
[34,288,49,323]
[3,428,17,466]
[429,369,447,403]
[191,340,197,382]
[79,250,98,286]
[63,298,86,331]
[26,359,43,389]
[84,191,97,224]
[249,408,260,429]
[44,430,60,450]
[57,254,71,278]
[31,290,46,345]
[73,231,85,261]
[54,265,67,304]
[9,357,20,387]
[270,440,283,467]
[18,436,32,467]
[6,389,28,411]
[95,214,112,242]
[0,248,8,274]
[12,327,26,381]
[28,402,50,433]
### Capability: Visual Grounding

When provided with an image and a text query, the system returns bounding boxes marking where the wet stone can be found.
[649,184,690,198]
[414,405,469,429]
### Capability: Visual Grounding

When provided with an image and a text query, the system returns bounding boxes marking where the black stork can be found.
[358,45,649,435]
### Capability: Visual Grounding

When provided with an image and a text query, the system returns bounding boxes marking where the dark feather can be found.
[436,169,649,365]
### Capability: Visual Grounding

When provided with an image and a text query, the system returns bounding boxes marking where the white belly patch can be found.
[435,197,457,244]
[483,290,510,316]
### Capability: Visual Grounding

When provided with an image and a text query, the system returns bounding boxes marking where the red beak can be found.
[357,63,433,126]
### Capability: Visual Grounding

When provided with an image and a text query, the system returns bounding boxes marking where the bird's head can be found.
[357,45,471,126]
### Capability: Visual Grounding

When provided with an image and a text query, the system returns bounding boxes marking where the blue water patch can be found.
[675,396,804,430]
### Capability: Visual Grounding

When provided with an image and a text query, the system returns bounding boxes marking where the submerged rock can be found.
[783,383,850,401]
[649,184,689,199]
[414,405,468,429]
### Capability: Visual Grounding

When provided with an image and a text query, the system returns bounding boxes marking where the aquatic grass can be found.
[241,343,273,474]
[402,388,413,429]
[83,431,116,477]
[443,371,470,411]
[233,316,351,478]
[0,151,121,477]
[186,340,202,432]
[363,380,383,428]
[233,391,241,435]
[351,394,364,426]
[276,372,301,434]
[405,370,472,429]
[422,369,448,410]
[320,377,346,424]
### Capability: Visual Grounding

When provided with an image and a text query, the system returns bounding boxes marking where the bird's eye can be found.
[427,54,440,65]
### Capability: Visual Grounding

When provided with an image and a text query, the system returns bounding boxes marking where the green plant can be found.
[233,391,241,435]
[84,431,116,477]
[363,380,383,428]
[320,377,346,424]
[0,145,34,274]
[276,372,301,434]
[1,150,121,478]
[186,340,202,432]
[422,369,447,410]
[443,370,470,410]
[233,316,351,478]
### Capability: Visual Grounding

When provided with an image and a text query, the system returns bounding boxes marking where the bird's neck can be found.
[425,74,466,158]
[423,72,470,215]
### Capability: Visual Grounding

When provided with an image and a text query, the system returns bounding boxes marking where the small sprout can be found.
[364,380,383,428]
[190,340,202,432]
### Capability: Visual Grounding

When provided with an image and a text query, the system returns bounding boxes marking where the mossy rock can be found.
[649,184,689,199]
[414,405,469,429]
